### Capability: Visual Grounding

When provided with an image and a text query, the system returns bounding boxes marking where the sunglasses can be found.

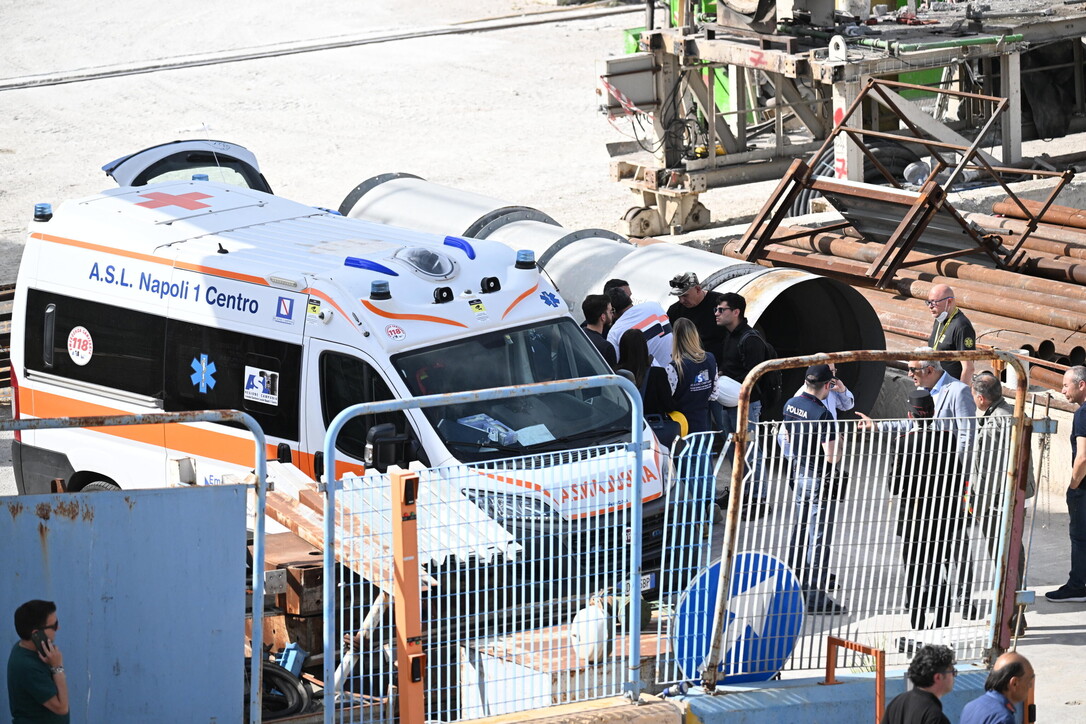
[926,296,953,308]
[42,620,59,631]
[907,366,930,376]
[942,667,958,676]
[713,307,733,314]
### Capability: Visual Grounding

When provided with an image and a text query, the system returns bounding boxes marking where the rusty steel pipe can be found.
[856,289,1066,360]
[965,213,1086,258]
[1019,255,1086,286]
[993,198,1086,229]
[764,225,1086,298]
[734,232,1086,333]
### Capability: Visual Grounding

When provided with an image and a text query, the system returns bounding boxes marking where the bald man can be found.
[960,652,1034,724]
[926,283,975,383]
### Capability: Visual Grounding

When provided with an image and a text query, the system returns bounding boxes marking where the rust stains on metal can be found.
[124,496,137,511]
[35,502,51,520]
[82,506,94,522]
[7,501,24,519]
[53,499,82,520]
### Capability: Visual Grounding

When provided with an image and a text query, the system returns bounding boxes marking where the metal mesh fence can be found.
[326,413,1024,718]
[328,440,713,722]
[681,413,1019,681]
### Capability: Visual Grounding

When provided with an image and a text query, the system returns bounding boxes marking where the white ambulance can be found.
[11,178,670,532]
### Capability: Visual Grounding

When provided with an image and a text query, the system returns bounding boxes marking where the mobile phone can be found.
[30,630,49,658]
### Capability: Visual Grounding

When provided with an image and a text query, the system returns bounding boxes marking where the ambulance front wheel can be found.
[82,480,121,492]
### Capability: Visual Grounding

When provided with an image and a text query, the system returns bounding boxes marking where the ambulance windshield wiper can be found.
[444,440,524,454]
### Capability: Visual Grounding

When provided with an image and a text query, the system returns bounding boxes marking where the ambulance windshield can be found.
[393,318,633,462]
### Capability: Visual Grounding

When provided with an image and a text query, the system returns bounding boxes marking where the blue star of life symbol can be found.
[190,354,217,393]
[540,291,560,307]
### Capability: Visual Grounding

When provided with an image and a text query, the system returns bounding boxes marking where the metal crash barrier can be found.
[0,410,270,724]
[321,376,666,724]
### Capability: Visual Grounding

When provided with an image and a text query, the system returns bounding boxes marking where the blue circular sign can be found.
[671,553,804,683]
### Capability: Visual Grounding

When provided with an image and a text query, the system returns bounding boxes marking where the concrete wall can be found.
[0,485,247,723]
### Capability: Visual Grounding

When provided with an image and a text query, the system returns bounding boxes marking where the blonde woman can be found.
[666,318,717,434]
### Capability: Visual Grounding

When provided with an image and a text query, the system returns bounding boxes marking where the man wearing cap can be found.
[889,389,971,629]
[782,364,847,615]
[926,283,976,383]
[605,282,673,368]
[666,272,725,364]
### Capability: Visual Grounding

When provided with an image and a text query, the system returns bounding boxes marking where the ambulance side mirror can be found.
[365,423,410,472]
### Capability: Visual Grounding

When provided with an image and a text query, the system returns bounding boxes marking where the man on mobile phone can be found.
[7,599,68,722]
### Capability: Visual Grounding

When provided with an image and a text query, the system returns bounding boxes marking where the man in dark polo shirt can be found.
[883,644,957,724]
[782,364,846,615]
[580,294,617,369]
[926,283,975,383]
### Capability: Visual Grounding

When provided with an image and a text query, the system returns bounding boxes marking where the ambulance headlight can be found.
[463,489,558,523]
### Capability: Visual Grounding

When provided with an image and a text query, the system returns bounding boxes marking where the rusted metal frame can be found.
[807,76,873,182]
[391,470,426,724]
[735,158,810,260]
[992,418,1033,659]
[702,349,1026,693]
[999,170,1077,265]
[808,176,915,204]
[941,95,1008,191]
[894,246,989,268]
[867,82,956,175]
[770,221,851,243]
[840,126,976,154]
[870,187,945,287]
[822,636,886,723]
[0,409,271,724]
[840,127,904,188]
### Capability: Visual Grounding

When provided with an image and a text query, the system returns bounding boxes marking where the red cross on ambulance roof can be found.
[135,191,212,210]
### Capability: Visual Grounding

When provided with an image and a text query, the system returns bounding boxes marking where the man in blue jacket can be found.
[960,652,1034,724]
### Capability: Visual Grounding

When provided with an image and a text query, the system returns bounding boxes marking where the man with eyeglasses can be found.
[926,284,975,384]
[961,652,1034,724]
[714,293,775,512]
[907,351,976,458]
[882,644,957,724]
[7,599,68,722]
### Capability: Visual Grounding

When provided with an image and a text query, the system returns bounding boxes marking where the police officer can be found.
[782,364,847,616]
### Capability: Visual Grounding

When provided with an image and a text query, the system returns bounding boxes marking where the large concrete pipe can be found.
[340,174,886,416]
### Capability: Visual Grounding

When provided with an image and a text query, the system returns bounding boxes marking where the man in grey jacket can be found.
[907,351,976,457]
